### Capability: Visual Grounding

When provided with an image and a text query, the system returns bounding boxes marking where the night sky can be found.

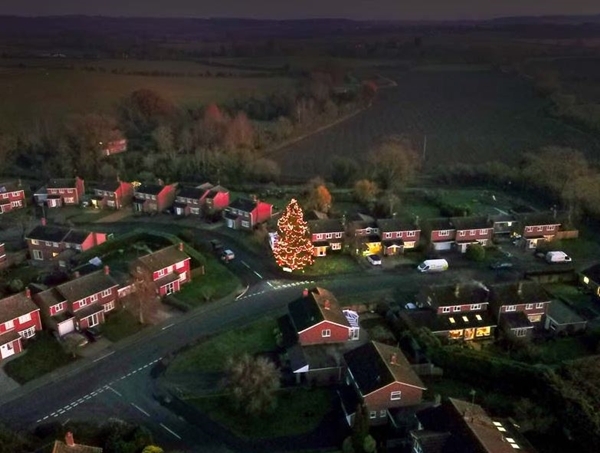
[1,0,599,20]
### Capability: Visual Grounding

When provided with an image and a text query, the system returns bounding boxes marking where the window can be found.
[90,294,98,303]
[505,305,516,312]
[384,232,392,239]
[438,230,450,237]
[459,231,466,237]
[475,314,483,321]
[101,289,111,297]
[331,243,342,250]
[449,317,456,324]
[103,301,115,312]
[176,261,185,270]
[335,232,343,239]
[31,239,39,245]
[59,189,65,194]
[369,411,377,419]
[515,328,527,338]
[167,265,174,273]
[380,410,386,418]
[79,299,88,308]
[479,229,487,235]
[470,304,482,311]
[525,304,533,310]
[322,329,331,338]
[453,306,461,312]
[156,269,165,278]
[45,241,51,247]
[525,226,533,232]
[18,313,31,324]
[151,195,156,200]
[462,316,469,322]
[406,231,416,237]
[535,302,545,309]
[11,200,22,208]
[325,233,333,239]
[1,193,7,199]
[390,391,402,400]
[52,302,65,314]
[537,226,543,232]
[4,320,14,330]
[548,225,555,231]
[241,220,250,228]
[52,242,59,248]
[316,234,323,240]
[441,307,451,313]
[19,327,36,339]
[32,250,43,260]
[64,197,75,204]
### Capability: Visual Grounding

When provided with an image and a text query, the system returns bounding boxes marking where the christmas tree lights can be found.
[273,198,314,271]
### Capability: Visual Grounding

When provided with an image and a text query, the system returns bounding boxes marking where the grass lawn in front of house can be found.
[4,332,75,384]
[532,336,595,363]
[167,317,277,374]
[66,209,115,225]
[187,387,333,439]
[302,253,361,276]
[175,258,241,308]
[102,309,146,342]
[337,288,393,308]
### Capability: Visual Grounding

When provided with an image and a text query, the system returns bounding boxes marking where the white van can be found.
[545,251,572,264]
[417,259,449,273]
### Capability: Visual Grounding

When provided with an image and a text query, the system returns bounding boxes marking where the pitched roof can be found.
[418,283,489,308]
[307,218,345,234]
[56,270,118,303]
[95,180,122,192]
[47,178,77,189]
[501,311,534,329]
[287,287,349,333]
[426,218,455,231]
[0,292,39,324]
[377,218,418,232]
[580,263,600,284]
[176,186,206,199]
[401,310,496,334]
[52,440,103,453]
[489,281,550,305]
[196,182,214,191]
[136,245,188,273]
[205,185,228,198]
[450,216,491,230]
[0,181,21,193]
[547,299,587,326]
[63,229,92,245]
[32,287,67,310]
[229,197,257,212]
[134,183,166,195]
[344,341,426,396]
[410,430,453,453]
[26,225,70,242]
[517,211,562,227]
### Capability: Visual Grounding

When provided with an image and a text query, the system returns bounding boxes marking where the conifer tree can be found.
[273,198,314,271]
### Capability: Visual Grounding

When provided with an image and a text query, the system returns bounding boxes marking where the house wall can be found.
[151,258,191,284]
[75,177,85,203]
[158,279,181,296]
[434,302,488,316]
[157,185,176,212]
[431,229,456,242]
[0,189,26,213]
[255,202,273,224]
[71,286,118,313]
[363,382,423,423]
[0,337,22,361]
[78,311,106,330]
[0,308,42,334]
[455,228,493,242]
[28,240,65,261]
[298,321,350,346]
[212,192,230,211]
[496,302,550,322]
[522,224,559,238]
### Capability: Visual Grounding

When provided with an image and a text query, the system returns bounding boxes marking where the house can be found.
[132,183,177,214]
[202,185,230,216]
[44,177,85,207]
[489,281,552,340]
[376,218,420,256]
[514,212,561,249]
[423,218,456,252]
[100,138,127,157]
[0,288,43,362]
[489,213,518,238]
[51,432,103,453]
[133,243,191,296]
[341,341,426,425]
[25,221,107,264]
[579,263,600,297]
[346,213,381,256]
[92,180,134,210]
[173,186,208,216]
[307,217,345,257]
[451,216,494,253]
[0,180,26,214]
[410,283,496,341]
[544,299,587,335]
[411,398,537,453]
[31,266,119,335]
[223,197,273,230]
[0,243,6,269]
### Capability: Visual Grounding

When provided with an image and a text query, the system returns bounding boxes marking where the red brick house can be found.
[92,180,134,210]
[346,213,381,256]
[341,341,426,425]
[45,177,85,207]
[224,197,273,230]
[451,216,494,253]
[52,432,103,453]
[424,218,456,252]
[202,185,230,216]
[133,243,191,296]
[0,289,43,361]
[515,213,561,250]
[404,283,496,341]
[376,219,421,256]
[101,138,127,157]
[132,183,177,214]
[25,222,107,263]
[489,281,552,340]
[287,287,360,345]
[0,243,6,270]
[31,266,119,335]
[307,218,345,257]
[173,186,207,216]
[0,181,26,214]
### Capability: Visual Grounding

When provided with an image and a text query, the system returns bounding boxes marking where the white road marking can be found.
[43,416,48,420]
[240,261,251,269]
[36,419,41,423]
[62,419,70,426]
[107,385,122,397]
[253,270,263,279]
[131,403,150,416]
[161,323,174,330]
[91,392,97,396]
[137,367,143,371]
[142,364,149,368]
[93,351,115,362]
[160,423,182,439]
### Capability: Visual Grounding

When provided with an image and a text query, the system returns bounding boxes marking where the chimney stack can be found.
[178,242,184,252]
[74,271,80,279]
[65,432,75,447]
[324,299,331,310]
[303,288,309,298]
[41,217,47,226]
[25,287,31,299]
[104,265,110,275]
[454,283,460,298]
[390,353,397,365]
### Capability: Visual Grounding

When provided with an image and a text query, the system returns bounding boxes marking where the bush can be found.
[465,244,485,262]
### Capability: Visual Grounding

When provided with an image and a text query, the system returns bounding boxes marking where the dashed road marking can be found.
[160,423,182,439]
[131,403,150,417]
[107,385,122,397]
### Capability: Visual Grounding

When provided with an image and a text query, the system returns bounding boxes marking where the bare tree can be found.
[368,135,420,191]
[127,265,162,325]
[354,179,380,205]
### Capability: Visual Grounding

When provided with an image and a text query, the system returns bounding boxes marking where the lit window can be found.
[462,316,469,322]
[449,317,456,324]
[475,314,483,321]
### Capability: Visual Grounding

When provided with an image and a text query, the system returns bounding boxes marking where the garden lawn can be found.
[4,332,75,384]
[102,309,146,342]
[533,336,594,363]
[167,317,277,374]
[175,258,241,308]
[303,254,360,276]
[187,387,333,439]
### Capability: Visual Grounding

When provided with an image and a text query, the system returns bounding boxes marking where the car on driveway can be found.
[210,239,224,252]
[490,261,514,270]
[221,249,235,262]
[83,326,103,342]
[366,254,382,266]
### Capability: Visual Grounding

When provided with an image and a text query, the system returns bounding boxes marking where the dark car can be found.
[490,261,514,270]
[210,239,224,251]
[83,326,103,342]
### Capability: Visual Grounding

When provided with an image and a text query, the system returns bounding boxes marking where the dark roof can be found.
[418,283,489,308]
[134,184,166,195]
[0,330,21,347]
[52,440,103,453]
[346,212,376,229]
[26,225,70,242]
[287,287,349,333]
[377,218,418,232]
[229,197,257,212]
[580,263,600,284]
[450,216,490,230]
[426,218,455,231]
[547,299,587,326]
[517,211,562,227]
[63,229,92,245]
[304,210,329,221]
[0,292,39,324]
[95,181,121,192]
[56,270,118,303]
[307,218,344,234]
[411,430,453,453]
[196,182,214,191]
[277,315,298,349]
[136,245,188,273]
[344,341,425,395]
[501,311,533,330]
[489,214,517,223]
[176,186,205,199]
[0,181,20,193]
[401,310,496,334]
[205,185,228,198]
[47,178,77,189]
[489,281,550,305]
[31,287,66,311]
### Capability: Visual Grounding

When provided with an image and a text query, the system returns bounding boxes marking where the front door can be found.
[165,282,177,295]
[88,313,100,328]
[0,341,16,359]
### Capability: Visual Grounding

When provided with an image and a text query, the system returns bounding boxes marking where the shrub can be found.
[465,244,486,262]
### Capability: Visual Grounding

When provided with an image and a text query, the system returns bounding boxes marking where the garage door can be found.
[434,241,453,251]
[57,318,76,337]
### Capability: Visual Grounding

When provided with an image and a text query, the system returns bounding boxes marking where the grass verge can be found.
[103,309,146,342]
[4,332,75,384]
[175,259,241,309]
[303,254,361,276]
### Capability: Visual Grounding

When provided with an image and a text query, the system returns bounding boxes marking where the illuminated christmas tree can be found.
[273,198,314,271]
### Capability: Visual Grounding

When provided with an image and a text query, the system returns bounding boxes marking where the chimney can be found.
[41,217,47,226]
[25,287,31,299]
[65,432,75,447]
[303,288,309,298]
[390,353,397,365]
[178,242,184,252]
[454,283,460,298]
[74,271,80,279]
[517,282,523,296]
[104,265,110,275]
[324,299,331,310]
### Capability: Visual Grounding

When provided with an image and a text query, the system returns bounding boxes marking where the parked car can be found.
[210,239,224,251]
[545,251,572,263]
[417,259,449,273]
[63,332,89,348]
[83,326,103,342]
[221,249,235,262]
[490,261,514,270]
[366,254,382,266]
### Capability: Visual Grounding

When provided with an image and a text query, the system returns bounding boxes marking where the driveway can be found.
[0,364,20,396]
